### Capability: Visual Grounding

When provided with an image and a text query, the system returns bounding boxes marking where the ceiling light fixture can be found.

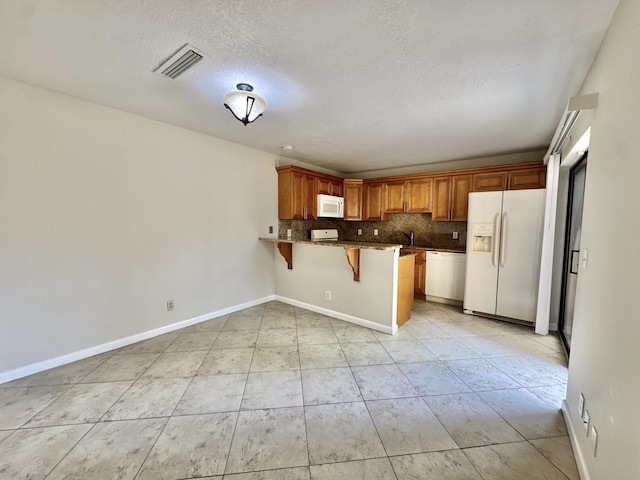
[224,83,267,126]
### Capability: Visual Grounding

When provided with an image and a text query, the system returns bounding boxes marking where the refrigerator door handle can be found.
[500,212,508,267]
[492,213,501,267]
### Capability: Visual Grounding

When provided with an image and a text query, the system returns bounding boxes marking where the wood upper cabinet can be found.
[316,176,344,196]
[509,166,546,190]
[451,175,472,221]
[432,175,471,222]
[473,165,546,192]
[382,177,433,214]
[363,181,384,221]
[330,179,343,196]
[343,179,363,221]
[277,166,317,220]
[473,171,508,192]
[278,162,545,222]
[383,181,406,214]
[406,177,433,213]
[432,177,452,221]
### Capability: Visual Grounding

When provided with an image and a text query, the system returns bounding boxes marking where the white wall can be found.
[560,0,640,477]
[274,243,398,332]
[0,77,278,376]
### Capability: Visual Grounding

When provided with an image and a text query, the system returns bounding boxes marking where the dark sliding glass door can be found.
[559,153,588,353]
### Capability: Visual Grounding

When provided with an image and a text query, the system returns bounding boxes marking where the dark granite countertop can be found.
[400,245,466,253]
[259,237,465,253]
[259,237,402,251]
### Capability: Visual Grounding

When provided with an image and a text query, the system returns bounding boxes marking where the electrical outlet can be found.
[166,300,175,311]
[373,229,379,236]
[453,232,459,240]
[269,226,273,234]
[287,229,292,237]
[591,425,599,456]
[325,290,332,301]
[357,228,363,235]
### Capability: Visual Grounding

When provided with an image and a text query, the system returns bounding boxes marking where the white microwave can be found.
[317,194,344,218]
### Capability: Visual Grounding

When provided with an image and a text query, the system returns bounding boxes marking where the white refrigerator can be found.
[463,189,546,323]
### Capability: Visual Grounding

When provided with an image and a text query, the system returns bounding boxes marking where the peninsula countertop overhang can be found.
[259,237,403,250]
[259,237,465,253]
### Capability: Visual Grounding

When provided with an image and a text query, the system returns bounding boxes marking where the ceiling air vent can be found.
[154,44,204,79]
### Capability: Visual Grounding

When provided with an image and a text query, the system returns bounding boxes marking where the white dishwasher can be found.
[425,252,467,301]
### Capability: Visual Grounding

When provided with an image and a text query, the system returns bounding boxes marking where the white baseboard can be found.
[425,295,463,307]
[562,399,591,480]
[0,295,276,385]
[275,295,396,335]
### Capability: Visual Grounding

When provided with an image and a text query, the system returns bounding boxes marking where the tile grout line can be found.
[221,308,262,476]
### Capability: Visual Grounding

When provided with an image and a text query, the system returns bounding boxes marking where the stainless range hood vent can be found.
[154,44,204,79]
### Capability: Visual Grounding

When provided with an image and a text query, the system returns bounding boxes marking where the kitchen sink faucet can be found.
[402,230,415,246]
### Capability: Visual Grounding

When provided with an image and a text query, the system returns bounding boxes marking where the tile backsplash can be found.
[279,213,467,250]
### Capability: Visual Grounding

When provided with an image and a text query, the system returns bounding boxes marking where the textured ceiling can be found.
[0,0,620,173]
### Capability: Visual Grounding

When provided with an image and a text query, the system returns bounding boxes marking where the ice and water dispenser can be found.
[471,222,494,253]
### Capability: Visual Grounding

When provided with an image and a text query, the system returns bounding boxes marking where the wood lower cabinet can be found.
[401,248,427,300]
[432,175,471,222]
[343,179,363,221]
[509,167,546,190]
[364,182,384,221]
[397,254,416,326]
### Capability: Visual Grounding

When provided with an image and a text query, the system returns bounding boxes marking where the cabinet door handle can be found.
[304,207,307,220]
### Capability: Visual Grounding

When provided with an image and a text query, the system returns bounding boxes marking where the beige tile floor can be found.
[0,300,579,480]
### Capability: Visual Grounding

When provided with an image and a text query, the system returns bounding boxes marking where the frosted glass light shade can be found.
[224,84,267,125]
